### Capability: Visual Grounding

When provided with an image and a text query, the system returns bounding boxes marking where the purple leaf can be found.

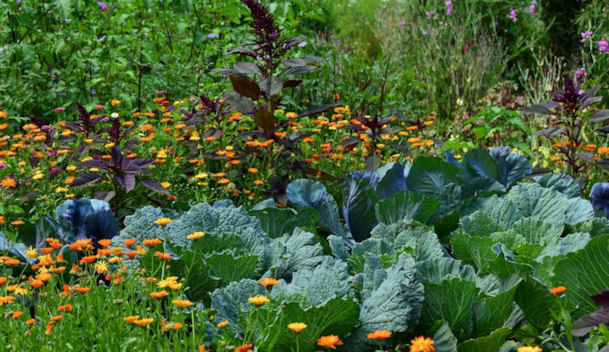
[71,172,102,188]
[139,178,171,195]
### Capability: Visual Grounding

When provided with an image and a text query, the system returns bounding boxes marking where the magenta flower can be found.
[97,1,108,11]
[529,4,536,13]
[54,107,65,112]
[581,31,593,40]
[576,67,585,80]
[95,105,104,110]
[445,0,453,15]
[509,9,517,21]
[399,20,405,26]
[598,40,609,53]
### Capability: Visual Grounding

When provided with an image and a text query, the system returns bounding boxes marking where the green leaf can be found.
[211,279,266,330]
[553,235,609,314]
[462,195,522,230]
[272,258,353,307]
[431,321,458,352]
[206,253,258,285]
[459,211,503,237]
[471,279,520,337]
[565,198,595,225]
[421,278,479,336]
[510,217,562,246]
[457,328,511,352]
[514,277,558,329]
[406,157,460,195]
[534,173,581,198]
[506,183,568,224]
[349,253,424,349]
[250,207,318,238]
[170,251,219,304]
[343,177,379,241]
[417,257,476,283]
[375,191,441,225]
[262,298,360,352]
[460,149,500,183]
[272,228,325,279]
[286,179,345,238]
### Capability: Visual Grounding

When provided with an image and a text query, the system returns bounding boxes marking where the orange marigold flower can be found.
[150,290,169,299]
[235,344,254,352]
[248,168,259,174]
[368,329,392,341]
[1,177,17,188]
[410,336,435,352]
[125,251,138,259]
[123,239,136,247]
[317,335,343,349]
[80,255,97,264]
[25,318,35,325]
[30,280,43,289]
[550,286,566,295]
[0,277,6,285]
[5,258,20,265]
[217,320,229,328]
[154,251,171,261]
[58,304,73,312]
[124,315,140,323]
[143,238,162,247]
[133,318,154,327]
[259,277,280,287]
[0,296,16,305]
[11,220,24,226]
[98,239,112,248]
[12,311,23,319]
[39,247,54,254]
[187,232,205,240]
[75,287,90,294]
[50,315,63,322]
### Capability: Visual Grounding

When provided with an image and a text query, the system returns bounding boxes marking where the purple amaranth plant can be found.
[521,77,609,177]
[72,146,169,195]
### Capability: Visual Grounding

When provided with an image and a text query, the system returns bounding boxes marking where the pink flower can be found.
[399,21,405,26]
[509,9,517,21]
[598,40,609,53]
[529,4,536,13]
[581,31,593,40]
[95,105,104,109]
[576,67,585,79]
[54,107,65,112]
[445,0,453,15]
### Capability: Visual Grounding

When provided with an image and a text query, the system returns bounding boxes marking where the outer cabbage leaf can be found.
[271,228,325,280]
[271,257,353,308]
[346,253,424,350]
[286,179,345,238]
[249,207,318,238]
[343,176,379,241]
[375,191,440,225]
[553,235,609,314]
[535,173,581,198]
[211,279,266,329]
[506,183,568,225]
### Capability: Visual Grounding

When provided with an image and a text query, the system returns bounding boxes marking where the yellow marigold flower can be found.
[124,315,140,323]
[550,286,566,295]
[133,318,154,327]
[368,329,392,340]
[248,295,270,306]
[259,277,280,287]
[217,320,229,328]
[409,336,435,352]
[111,100,121,106]
[317,335,343,349]
[25,246,38,259]
[154,217,172,226]
[94,261,109,274]
[187,232,205,240]
[172,299,194,309]
[288,322,307,333]
[517,347,542,352]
